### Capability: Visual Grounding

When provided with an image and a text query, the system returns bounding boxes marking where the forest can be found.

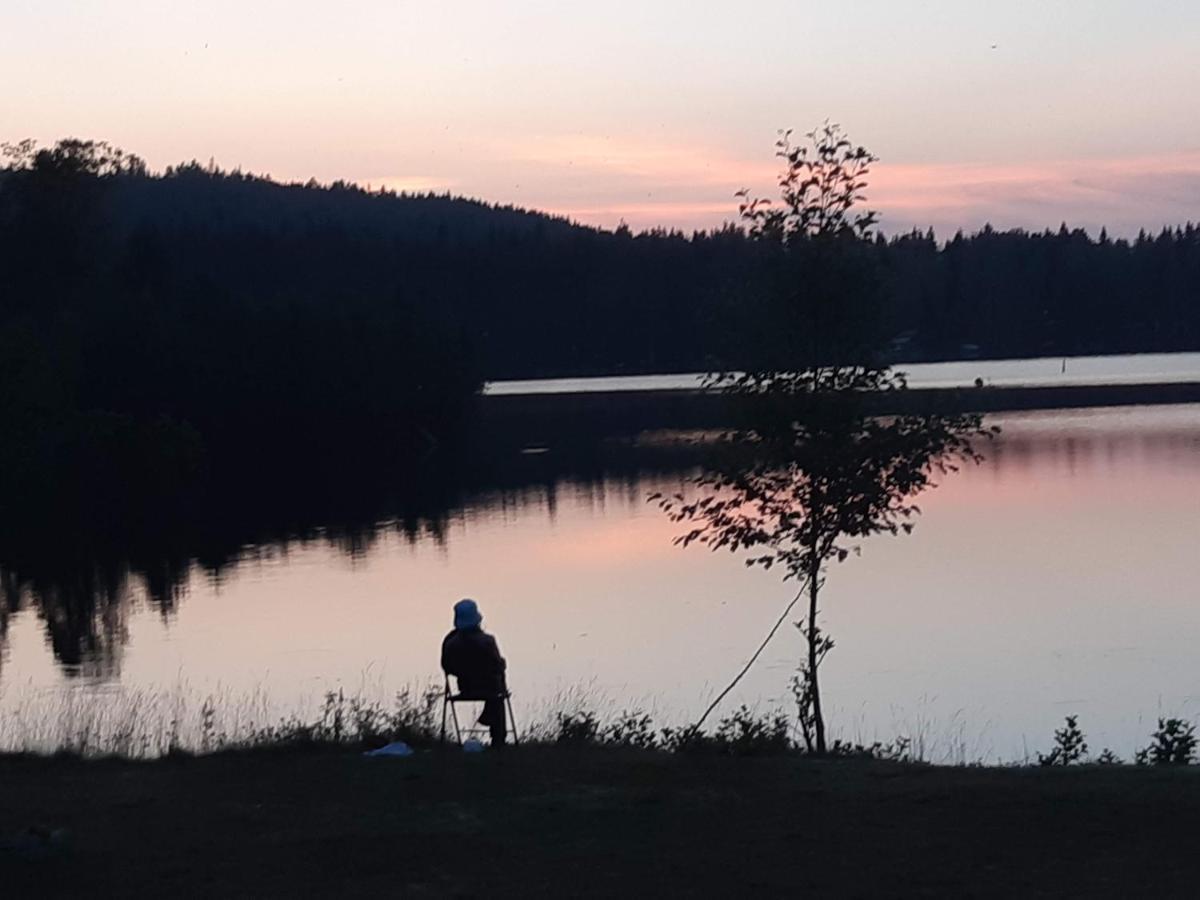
[1,138,1198,495]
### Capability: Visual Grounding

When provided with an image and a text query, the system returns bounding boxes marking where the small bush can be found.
[602,710,659,750]
[709,706,791,756]
[1038,715,1088,766]
[245,687,442,750]
[659,724,710,754]
[543,706,792,755]
[1135,718,1197,766]
[383,686,443,746]
[553,711,601,745]
[829,737,912,762]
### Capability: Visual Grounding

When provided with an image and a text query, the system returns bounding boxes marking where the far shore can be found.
[477,380,1200,446]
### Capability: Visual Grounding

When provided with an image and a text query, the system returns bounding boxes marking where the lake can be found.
[2,401,1199,761]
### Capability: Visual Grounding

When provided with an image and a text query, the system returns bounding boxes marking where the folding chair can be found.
[440,676,520,745]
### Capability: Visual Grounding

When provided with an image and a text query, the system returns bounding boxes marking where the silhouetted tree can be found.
[658,125,996,754]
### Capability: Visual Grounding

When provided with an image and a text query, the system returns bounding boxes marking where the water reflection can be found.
[985,407,1200,476]
[0,436,703,678]
[2,405,1199,759]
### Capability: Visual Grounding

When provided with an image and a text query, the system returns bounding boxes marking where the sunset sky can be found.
[4,0,1198,235]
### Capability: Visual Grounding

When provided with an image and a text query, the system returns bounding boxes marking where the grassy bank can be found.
[3,746,1200,897]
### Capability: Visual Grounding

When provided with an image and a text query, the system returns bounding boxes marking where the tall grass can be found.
[0,682,444,758]
[0,679,800,759]
[3,680,1193,767]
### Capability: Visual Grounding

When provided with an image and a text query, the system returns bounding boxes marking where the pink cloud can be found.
[871,152,1200,235]
[501,133,772,190]
[496,134,1200,236]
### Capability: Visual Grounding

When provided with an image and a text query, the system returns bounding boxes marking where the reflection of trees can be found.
[30,569,129,678]
[0,568,18,679]
[9,407,1194,680]
[985,413,1200,477]
[0,565,126,679]
[0,434,704,679]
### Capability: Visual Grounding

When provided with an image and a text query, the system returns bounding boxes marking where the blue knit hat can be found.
[453,598,483,629]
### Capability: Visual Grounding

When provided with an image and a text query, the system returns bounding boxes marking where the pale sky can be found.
[3,0,1199,235]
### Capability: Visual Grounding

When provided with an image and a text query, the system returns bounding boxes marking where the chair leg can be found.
[506,695,519,745]
[442,695,514,747]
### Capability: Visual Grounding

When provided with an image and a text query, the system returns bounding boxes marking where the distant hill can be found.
[3,140,1199,387]
[115,162,586,242]
[66,162,750,380]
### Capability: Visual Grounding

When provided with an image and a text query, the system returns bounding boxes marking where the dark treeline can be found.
[0,140,487,525]
[5,141,1197,392]
[885,224,1200,360]
[1,139,1198,512]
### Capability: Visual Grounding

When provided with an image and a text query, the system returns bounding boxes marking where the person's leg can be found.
[482,697,507,745]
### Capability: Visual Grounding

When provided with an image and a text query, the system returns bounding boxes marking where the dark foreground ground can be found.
[3,748,1199,898]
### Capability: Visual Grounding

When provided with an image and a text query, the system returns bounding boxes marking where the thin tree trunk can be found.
[808,558,826,756]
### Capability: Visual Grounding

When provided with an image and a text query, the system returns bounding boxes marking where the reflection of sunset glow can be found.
[3,406,1200,758]
[526,514,679,568]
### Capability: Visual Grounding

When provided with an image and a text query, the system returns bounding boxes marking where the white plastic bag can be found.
[364,741,414,757]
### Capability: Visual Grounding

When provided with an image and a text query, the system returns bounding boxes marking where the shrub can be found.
[1038,715,1088,766]
[713,706,790,755]
[602,711,659,750]
[659,724,711,754]
[829,737,913,762]
[245,687,442,750]
[553,710,601,745]
[1135,718,1197,766]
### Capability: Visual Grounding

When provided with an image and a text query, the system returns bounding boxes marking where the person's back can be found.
[441,626,505,696]
[441,598,509,744]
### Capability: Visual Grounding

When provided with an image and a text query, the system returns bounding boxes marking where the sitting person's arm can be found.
[441,632,461,678]
[485,635,505,669]
[484,634,507,688]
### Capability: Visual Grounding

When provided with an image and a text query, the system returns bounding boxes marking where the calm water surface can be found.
[2,404,1199,760]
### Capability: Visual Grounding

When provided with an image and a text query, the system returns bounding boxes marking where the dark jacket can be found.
[441,627,507,696]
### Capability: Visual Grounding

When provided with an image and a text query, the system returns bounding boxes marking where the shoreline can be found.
[476,381,1200,445]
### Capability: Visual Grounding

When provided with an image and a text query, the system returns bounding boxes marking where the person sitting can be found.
[441,598,509,745]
